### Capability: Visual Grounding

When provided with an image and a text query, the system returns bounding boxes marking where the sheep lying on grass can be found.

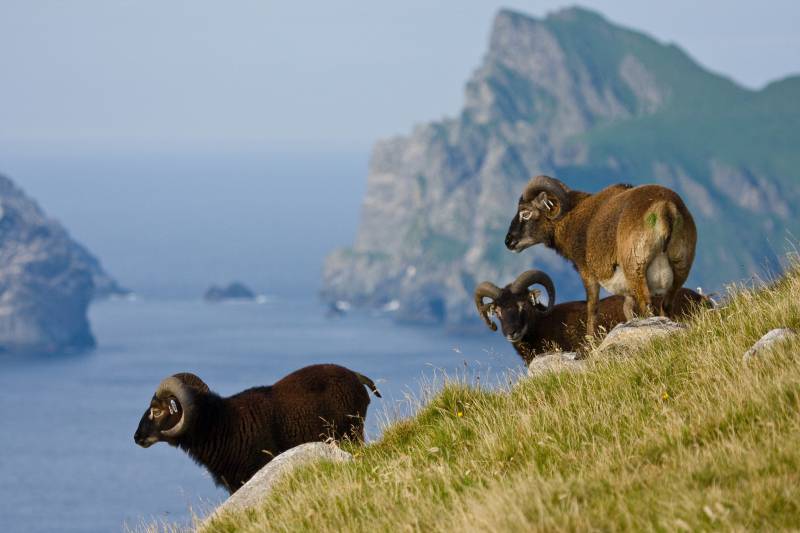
[475,269,711,363]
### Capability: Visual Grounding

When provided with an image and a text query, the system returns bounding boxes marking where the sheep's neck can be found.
[179,399,242,492]
[511,340,536,365]
[550,197,585,263]
[552,191,602,269]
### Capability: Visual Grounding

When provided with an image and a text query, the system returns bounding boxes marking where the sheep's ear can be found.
[532,192,561,219]
[529,288,541,305]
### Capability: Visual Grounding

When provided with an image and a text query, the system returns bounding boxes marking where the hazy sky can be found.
[0,1,798,152]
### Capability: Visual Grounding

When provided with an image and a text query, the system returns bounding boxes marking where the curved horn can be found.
[171,372,210,394]
[155,376,197,438]
[523,175,570,218]
[474,281,502,331]
[511,270,555,315]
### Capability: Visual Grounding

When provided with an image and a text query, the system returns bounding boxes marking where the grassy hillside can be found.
[200,259,800,532]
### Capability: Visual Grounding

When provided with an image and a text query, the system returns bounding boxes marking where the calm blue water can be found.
[0,296,519,532]
[0,150,524,531]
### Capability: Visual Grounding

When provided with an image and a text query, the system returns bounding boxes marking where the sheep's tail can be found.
[648,200,680,252]
[355,372,382,398]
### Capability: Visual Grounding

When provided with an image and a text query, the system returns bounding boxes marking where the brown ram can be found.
[475,270,711,364]
[133,364,381,493]
[504,176,697,334]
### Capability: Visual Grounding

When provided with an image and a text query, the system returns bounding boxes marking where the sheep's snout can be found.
[134,413,160,447]
[504,323,528,343]
[134,400,179,448]
[505,213,526,251]
[134,421,159,447]
[134,432,158,448]
[496,303,529,342]
[505,233,519,250]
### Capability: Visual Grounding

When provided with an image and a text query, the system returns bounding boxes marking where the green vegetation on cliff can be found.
[323,6,800,327]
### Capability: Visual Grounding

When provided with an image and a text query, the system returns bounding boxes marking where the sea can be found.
[0,149,523,532]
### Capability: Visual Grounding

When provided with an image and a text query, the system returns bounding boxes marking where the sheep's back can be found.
[665,288,711,319]
[535,298,626,351]
[271,364,371,445]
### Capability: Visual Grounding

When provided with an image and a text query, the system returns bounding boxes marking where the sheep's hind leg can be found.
[664,255,691,320]
[583,279,601,337]
[659,287,678,318]
[625,266,653,319]
[633,280,653,318]
[623,295,637,321]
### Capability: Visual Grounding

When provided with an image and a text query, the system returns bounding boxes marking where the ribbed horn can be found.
[474,281,502,331]
[511,270,555,315]
[155,375,197,438]
[522,175,570,218]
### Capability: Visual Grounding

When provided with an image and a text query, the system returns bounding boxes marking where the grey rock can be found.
[0,175,123,352]
[743,328,799,362]
[322,7,800,328]
[527,351,585,377]
[71,243,128,300]
[596,317,686,354]
[204,281,256,302]
[207,442,352,522]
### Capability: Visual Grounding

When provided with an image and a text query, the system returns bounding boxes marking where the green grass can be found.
[190,260,800,532]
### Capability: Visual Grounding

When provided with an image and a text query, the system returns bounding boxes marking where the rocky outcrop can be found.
[527,351,585,377]
[204,281,256,302]
[525,318,689,376]
[71,243,127,300]
[0,175,123,352]
[323,7,800,328]
[595,317,687,354]
[206,442,352,524]
[743,328,798,362]
[526,317,687,375]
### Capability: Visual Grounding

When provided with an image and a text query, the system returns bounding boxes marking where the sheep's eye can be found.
[519,210,533,221]
[151,408,164,418]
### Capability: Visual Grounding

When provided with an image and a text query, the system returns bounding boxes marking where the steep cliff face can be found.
[323,7,800,327]
[0,175,123,352]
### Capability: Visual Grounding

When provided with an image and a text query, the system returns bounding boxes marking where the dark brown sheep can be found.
[133,364,381,493]
[505,176,697,335]
[475,270,711,364]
